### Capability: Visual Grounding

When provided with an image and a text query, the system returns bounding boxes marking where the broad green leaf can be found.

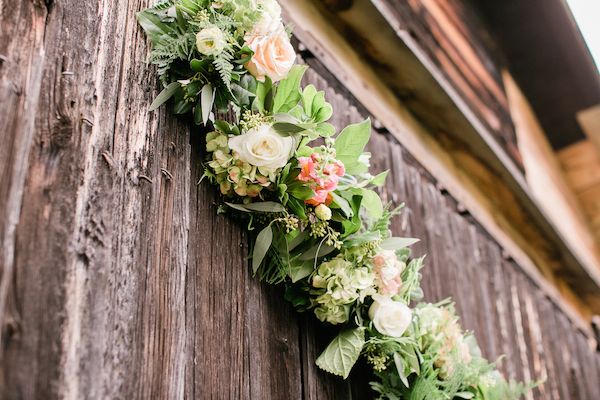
[273,65,308,113]
[302,84,317,115]
[288,184,314,201]
[380,237,419,250]
[315,122,335,137]
[214,120,232,134]
[310,91,326,116]
[190,59,209,72]
[334,119,371,172]
[254,78,272,112]
[456,393,475,399]
[149,82,180,111]
[252,225,272,273]
[316,328,365,379]
[361,189,383,219]
[314,103,333,123]
[200,84,215,125]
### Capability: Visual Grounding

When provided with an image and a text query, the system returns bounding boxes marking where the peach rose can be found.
[245,29,295,82]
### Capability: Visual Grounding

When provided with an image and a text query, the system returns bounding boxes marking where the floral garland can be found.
[137,1,534,398]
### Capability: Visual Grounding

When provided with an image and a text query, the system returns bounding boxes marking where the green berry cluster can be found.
[239,110,273,132]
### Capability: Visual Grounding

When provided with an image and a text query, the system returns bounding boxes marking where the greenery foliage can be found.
[138,1,537,398]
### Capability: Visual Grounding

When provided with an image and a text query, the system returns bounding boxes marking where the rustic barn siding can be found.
[1,1,599,399]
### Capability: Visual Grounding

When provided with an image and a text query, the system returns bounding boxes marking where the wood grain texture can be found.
[1,1,600,399]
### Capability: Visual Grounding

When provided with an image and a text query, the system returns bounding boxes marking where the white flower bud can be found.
[315,204,332,220]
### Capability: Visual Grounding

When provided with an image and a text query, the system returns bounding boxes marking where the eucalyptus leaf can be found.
[200,84,215,125]
[225,202,252,212]
[272,122,306,135]
[242,201,286,213]
[173,99,192,114]
[298,243,335,261]
[393,352,410,388]
[252,225,272,273]
[136,11,174,43]
[380,237,420,250]
[316,328,365,379]
[193,98,202,125]
[288,230,308,251]
[149,82,181,111]
[288,260,313,283]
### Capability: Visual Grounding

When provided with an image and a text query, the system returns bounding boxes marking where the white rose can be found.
[196,26,227,56]
[368,295,412,337]
[228,124,294,170]
[245,29,295,82]
[249,0,282,36]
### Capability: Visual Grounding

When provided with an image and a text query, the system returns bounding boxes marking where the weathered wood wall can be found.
[1,1,599,399]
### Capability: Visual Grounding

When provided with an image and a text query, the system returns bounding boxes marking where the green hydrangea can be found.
[205,130,274,197]
[311,257,376,324]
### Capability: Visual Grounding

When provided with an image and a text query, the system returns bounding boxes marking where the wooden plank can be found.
[2,0,202,394]
[558,139,600,194]
[533,293,563,400]
[573,331,600,400]
[515,277,544,400]
[0,0,48,354]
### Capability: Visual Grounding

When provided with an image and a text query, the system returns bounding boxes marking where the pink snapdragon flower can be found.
[373,250,404,295]
[297,153,345,206]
